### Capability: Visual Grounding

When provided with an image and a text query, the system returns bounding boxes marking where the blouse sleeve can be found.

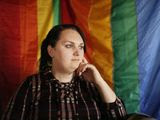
[103,97,127,119]
[88,82,127,120]
[1,76,33,120]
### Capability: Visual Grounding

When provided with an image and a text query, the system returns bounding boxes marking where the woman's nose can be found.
[73,48,80,56]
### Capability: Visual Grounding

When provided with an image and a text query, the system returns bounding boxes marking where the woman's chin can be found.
[69,66,79,73]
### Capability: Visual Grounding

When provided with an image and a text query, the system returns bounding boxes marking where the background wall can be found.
[0,0,160,119]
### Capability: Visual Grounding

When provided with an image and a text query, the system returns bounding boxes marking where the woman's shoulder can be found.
[21,73,41,87]
[18,73,42,91]
[26,73,40,80]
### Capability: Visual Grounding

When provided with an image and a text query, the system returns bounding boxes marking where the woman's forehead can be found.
[58,29,84,44]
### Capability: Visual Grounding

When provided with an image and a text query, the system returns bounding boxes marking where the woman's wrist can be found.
[94,78,117,103]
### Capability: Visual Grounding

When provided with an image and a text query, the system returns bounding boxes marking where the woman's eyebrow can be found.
[64,41,84,45]
[64,41,74,44]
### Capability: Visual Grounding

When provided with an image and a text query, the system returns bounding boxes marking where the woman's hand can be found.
[76,58,102,84]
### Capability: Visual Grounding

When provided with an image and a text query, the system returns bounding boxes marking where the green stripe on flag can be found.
[52,0,60,25]
[111,0,139,113]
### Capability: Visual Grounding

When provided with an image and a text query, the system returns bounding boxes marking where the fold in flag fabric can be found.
[0,0,160,119]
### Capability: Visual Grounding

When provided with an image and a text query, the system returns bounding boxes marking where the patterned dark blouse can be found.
[2,69,127,120]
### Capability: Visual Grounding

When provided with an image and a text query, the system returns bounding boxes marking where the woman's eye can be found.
[65,44,73,48]
[79,46,84,50]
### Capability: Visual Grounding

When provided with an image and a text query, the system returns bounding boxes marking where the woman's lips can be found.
[72,59,80,61]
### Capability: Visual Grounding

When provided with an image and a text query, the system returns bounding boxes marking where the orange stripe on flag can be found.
[88,0,113,88]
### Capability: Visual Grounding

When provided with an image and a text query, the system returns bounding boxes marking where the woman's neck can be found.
[51,68,74,83]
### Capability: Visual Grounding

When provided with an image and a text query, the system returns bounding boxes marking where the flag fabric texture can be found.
[0,0,160,119]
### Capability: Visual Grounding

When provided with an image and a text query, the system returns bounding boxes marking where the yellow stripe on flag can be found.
[37,0,54,70]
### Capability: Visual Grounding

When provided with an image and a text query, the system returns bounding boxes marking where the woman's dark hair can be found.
[39,24,86,71]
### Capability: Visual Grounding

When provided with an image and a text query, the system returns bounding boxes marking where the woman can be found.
[2,24,127,120]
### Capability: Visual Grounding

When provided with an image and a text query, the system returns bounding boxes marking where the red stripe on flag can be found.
[19,0,38,81]
[0,1,21,109]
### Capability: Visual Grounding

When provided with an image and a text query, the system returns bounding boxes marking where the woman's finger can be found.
[76,62,84,75]
[82,57,88,64]
[79,63,87,75]
[79,64,88,76]
[77,63,88,76]
[81,64,88,73]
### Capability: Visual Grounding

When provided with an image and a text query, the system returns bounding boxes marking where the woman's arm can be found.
[76,58,127,118]
[92,72,116,103]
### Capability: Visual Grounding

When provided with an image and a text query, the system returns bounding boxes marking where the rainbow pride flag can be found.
[0,0,160,119]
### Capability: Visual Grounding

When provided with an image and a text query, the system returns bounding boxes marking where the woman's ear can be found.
[47,45,54,58]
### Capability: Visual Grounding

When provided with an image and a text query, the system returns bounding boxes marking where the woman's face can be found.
[48,29,85,73]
